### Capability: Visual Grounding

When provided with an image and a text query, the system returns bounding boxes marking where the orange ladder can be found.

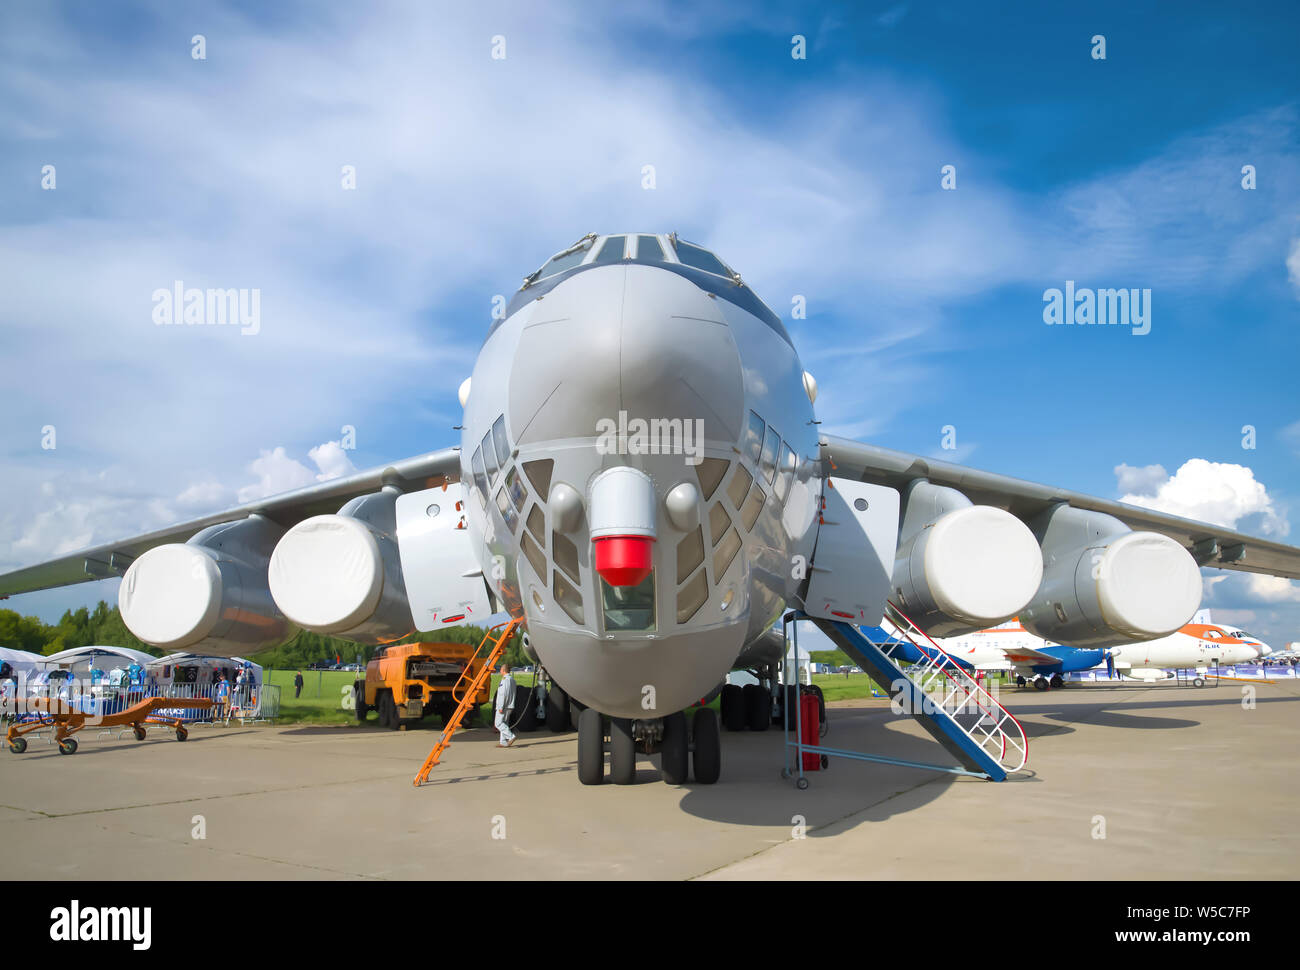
[413,617,522,786]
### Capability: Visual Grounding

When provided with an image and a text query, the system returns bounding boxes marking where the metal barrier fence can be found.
[1,677,277,734]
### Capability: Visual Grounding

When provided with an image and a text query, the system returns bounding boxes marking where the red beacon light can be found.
[593,535,655,587]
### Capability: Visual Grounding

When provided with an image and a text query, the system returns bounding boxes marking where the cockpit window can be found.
[635,235,665,262]
[673,239,732,278]
[593,236,626,264]
[759,426,780,484]
[742,411,765,465]
[533,237,594,281]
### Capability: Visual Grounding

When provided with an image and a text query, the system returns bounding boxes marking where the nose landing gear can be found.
[576,706,722,786]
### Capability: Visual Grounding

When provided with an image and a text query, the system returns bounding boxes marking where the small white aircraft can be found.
[898,610,1272,689]
[4,231,1300,786]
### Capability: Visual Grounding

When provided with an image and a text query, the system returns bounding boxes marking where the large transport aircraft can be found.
[4,232,1300,785]
[881,610,1273,689]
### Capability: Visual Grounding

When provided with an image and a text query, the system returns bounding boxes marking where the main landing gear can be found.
[1029,673,1066,691]
[577,706,721,786]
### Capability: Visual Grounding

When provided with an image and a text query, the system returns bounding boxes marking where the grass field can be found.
[261,669,539,726]
[259,668,909,726]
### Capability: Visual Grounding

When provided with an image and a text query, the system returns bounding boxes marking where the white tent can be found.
[41,645,157,670]
[0,646,44,676]
[146,652,262,689]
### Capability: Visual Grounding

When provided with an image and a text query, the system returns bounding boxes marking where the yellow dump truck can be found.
[354,642,491,730]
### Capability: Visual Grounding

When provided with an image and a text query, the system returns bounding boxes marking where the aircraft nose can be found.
[506,265,745,447]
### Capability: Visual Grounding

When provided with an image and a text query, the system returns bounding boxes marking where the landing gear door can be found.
[804,479,900,626]
[396,483,493,630]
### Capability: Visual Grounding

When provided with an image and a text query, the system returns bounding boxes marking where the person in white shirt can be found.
[494,664,516,748]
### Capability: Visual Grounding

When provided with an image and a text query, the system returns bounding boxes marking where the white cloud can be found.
[1118,458,1287,537]
[1246,574,1300,603]
[176,481,234,511]
[1114,462,1168,497]
[308,441,358,482]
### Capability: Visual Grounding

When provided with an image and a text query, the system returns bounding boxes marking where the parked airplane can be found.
[882,610,1272,689]
[4,231,1300,786]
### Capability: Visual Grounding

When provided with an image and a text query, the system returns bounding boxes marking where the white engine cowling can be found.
[891,482,1043,637]
[268,488,413,644]
[119,514,291,655]
[1020,505,1202,648]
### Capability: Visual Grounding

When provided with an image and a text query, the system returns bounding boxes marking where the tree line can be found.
[0,601,527,669]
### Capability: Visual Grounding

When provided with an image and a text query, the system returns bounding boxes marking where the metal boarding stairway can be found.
[413,617,522,786]
[807,602,1028,781]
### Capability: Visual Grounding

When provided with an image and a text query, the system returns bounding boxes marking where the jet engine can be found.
[1019,505,1201,648]
[890,482,1043,637]
[119,514,291,654]
[268,487,414,644]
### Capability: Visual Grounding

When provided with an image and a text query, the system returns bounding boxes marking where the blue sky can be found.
[1,0,1298,644]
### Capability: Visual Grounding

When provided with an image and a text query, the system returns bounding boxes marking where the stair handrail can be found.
[881,602,1028,773]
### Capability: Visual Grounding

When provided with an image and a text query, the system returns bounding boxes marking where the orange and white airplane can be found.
[889,610,1273,689]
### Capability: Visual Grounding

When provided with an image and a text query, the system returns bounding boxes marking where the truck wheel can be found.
[610,717,635,785]
[577,707,604,786]
[660,712,688,785]
[545,684,570,732]
[354,682,369,722]
[383,694,402,731]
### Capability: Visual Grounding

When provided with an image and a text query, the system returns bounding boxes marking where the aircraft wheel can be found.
[1032,678,1048,691]
[610,717,635,785]
[692,707,721,784]
[175,726,188,742]
[545,684,570,732]
[133,726,147,741]
[1193,677,1205,687]
[1049,674,1064,689]
[577,707,604,786]
[9,737,28,754]
[58,738,78,755]
[744,684,770,732]
[661,712,688,784]
[720,684,745,731]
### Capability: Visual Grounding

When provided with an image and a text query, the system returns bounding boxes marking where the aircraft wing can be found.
[998,644,1068,667]
[0,448,461,598]
[821,434,1300,581]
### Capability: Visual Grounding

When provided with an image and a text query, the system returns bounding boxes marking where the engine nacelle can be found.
[268,487,414,644]
[1019,505,1201,648]
[891,482,1043,637]
[119,514,291,655]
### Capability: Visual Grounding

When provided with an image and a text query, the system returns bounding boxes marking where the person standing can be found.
[293,670,304,699]
[214,676,229,722]
[493,664,516,748]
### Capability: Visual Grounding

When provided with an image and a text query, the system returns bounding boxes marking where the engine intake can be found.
[1019,505,1201,648]
[119,514,290,654]
[891,482,1042,637]
[268,487,414,644]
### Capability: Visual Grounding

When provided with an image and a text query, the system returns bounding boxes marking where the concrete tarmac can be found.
[2,681,1296,880]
